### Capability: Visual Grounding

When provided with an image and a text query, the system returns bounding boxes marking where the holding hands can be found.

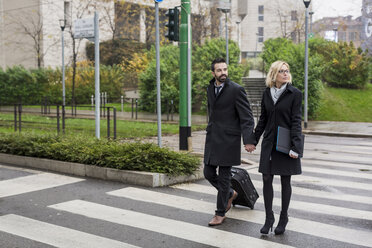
[245,144,256,153]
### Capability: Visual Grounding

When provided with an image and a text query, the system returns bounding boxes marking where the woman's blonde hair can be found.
[265,60,292,88]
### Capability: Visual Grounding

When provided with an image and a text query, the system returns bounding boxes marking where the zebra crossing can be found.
[0,147,372,248]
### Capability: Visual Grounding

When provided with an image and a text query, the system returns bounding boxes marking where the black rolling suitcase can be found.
[231,167,259,209]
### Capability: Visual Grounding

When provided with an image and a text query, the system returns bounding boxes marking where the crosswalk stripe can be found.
[303,152,371,164]
[251,179,372,206]
[301,159,372,170]
[0,173,85,198]
[247,170,372,191]
[171,183,372,220]
[300,166,372,179]
[107,187,372,247]
[0,214,139,248]
[49,200,293,248]
[304,143,372,155]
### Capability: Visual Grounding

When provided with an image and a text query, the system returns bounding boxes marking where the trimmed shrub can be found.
[309,38,369,89]
[0,64,126,105]
[0,133,200,176]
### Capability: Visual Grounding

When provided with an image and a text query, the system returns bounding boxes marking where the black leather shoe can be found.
[274,211,288,235]
[260,211,275,234]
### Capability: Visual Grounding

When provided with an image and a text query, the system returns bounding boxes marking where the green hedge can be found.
[0,65,125,105]
[309,38,369,89]
[0,133,200,176]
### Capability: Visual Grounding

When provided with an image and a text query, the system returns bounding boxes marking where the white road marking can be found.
[0,214,140,248]
[49,200,293,248]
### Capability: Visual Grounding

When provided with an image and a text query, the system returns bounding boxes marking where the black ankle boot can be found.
[274,212,288,235]
[260,211,275,234]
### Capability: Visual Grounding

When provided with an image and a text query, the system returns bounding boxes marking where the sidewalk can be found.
[149,121,372,156]
[304,121,372,138]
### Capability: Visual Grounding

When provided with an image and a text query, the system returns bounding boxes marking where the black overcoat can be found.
[204,78,255,166]
[254,84,303,175]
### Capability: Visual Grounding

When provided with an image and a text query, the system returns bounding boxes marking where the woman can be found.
[253,61,303,235]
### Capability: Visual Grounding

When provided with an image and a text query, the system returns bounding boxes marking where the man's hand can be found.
[245,144,256,153]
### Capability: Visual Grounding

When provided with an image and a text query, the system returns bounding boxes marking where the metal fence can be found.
[3,104,117,139]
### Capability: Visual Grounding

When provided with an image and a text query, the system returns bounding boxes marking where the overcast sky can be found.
[312,0,363,20]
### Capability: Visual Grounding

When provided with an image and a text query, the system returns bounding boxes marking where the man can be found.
[204,58,256,226]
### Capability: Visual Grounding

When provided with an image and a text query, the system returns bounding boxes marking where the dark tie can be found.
[215,86,222,96]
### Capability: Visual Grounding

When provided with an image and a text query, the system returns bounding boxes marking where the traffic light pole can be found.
[179,0,191,151]
[155,1,162,147]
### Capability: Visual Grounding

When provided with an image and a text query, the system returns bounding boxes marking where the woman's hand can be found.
[289,150,298,159]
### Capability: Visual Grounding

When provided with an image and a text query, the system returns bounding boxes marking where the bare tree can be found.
[267,1,306,43]
[4,6,58,68]
[65,0,96,106]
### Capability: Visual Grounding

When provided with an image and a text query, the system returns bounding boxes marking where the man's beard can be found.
[216,74,227,82]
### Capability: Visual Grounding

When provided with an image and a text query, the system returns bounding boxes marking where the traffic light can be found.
[165,8,179,41]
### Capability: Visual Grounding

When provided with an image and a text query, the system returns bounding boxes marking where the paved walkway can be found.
[147,121,372,158]
[305,121,372,137]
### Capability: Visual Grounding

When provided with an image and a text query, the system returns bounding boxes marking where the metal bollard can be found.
[171,100,174,121]
[135,99,138,120]
[131,98,134,119]
[18,104,22,132]
[91,95,94,111]
[57,105,60,134]
[62,105,65,134]
[167,101,169,121]
[107,107,110,139]
[121,96,124,112]
[14,104,17,131]
[113,107,117,139]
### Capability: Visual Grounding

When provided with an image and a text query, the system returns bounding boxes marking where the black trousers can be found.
[204,164,234,217]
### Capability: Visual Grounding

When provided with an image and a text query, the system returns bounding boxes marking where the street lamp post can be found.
[303,0,311,129]
[217,0,231,64]
[309,11,314,34]
[236,20,241,62]
[59,19,66,133]
[225,12,228,64]
[59,19,66,107]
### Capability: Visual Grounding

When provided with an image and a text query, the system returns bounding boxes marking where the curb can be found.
[0,153,204,187]
[302,130,372,138]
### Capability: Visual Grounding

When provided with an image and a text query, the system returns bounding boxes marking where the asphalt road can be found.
[0,134,371,248]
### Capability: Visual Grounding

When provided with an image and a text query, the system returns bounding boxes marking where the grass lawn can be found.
[0,113,206,138]
[314,84,372,122]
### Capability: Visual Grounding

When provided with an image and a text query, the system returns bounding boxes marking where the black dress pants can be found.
[204,164,234,217]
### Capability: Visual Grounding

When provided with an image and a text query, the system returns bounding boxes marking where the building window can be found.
[258,27,264,43]
[258,5,264,21]
[349,32,357,41]
[339,31,346,41]
[291,10,297,21]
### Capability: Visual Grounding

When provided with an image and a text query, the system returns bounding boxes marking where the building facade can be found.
[0,0,312,69]
[361,0,372,54]
[238,0,311,59]
[0,0,115,69]
[313,16,363,48]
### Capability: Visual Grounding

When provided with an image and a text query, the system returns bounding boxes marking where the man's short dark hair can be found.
[211,58,226,72]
